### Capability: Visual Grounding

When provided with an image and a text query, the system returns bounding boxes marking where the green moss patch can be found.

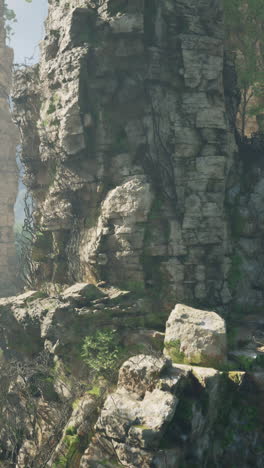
[164,340,185,363]
[87,384,101,397]
[52,432,88,468]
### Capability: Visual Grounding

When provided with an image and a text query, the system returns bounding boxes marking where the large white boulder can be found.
[164,304,227,367]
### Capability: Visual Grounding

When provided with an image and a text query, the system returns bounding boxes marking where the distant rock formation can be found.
[0,0,18,296]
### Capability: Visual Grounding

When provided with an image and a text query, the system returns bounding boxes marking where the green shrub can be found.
[65,426,77,436]
[81,329,121,378]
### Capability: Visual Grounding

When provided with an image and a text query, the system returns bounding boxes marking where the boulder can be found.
[164,304,227,367]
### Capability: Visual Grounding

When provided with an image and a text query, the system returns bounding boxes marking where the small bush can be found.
[81,329,121,378]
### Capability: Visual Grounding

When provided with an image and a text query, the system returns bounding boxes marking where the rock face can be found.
[81,353,264,468]
[7,1,264,463]
[225,136,264,310]
[12,0,238,313]
[0,283,147,358]
[0,1,18,296]
[0,289,262,467]
[164,304,227,366]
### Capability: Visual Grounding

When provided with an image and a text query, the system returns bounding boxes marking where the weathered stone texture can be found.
[12,0,238,313]
[0,1,18,296]
[0,288,263,467]
[164,303,227,366]
[81,351,264,468]
[2,1,264,466]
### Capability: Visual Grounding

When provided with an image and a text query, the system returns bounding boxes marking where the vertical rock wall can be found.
[13,0,238,314]
[0,1,18,296]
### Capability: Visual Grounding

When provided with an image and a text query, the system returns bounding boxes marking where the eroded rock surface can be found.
[81,352,264,468]
[0,289,262,467]
[12,0,238,314]
[0,1,18,296]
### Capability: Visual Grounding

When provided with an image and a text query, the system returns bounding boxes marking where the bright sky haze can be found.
[6,0,48,63]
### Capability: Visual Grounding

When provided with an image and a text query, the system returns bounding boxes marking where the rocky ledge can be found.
[0,284,263,467]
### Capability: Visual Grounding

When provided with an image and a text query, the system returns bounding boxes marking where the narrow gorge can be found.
[0,0,18,297]
[0,0,263,467]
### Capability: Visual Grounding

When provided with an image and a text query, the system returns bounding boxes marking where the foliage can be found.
[87,384,101,397]
[65,426,77,436]
[14,192,37,289]
[0,351,78,466]
[81,329,121,378]
[224,0,264,135]
[14,222,27,257]
[3,2,16,40]
[3,1,32,40]
[164,340,184,363]
[53,433,86,467]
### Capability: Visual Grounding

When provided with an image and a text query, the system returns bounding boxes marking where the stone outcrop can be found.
[0,290,263,467]
[0,1,18,296]
[83,356,264,468]
[12,0,238,315]
[0,284,148,359]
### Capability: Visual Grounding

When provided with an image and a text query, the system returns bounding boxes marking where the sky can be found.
[6,0,48,64]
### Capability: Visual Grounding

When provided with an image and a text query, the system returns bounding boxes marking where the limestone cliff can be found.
[5,1,264,466]
[13,0,241,316]
[0,0,18,297]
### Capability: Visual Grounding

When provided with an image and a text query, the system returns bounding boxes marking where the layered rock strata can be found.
[0,1,18,296]
[13,0,238,314]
